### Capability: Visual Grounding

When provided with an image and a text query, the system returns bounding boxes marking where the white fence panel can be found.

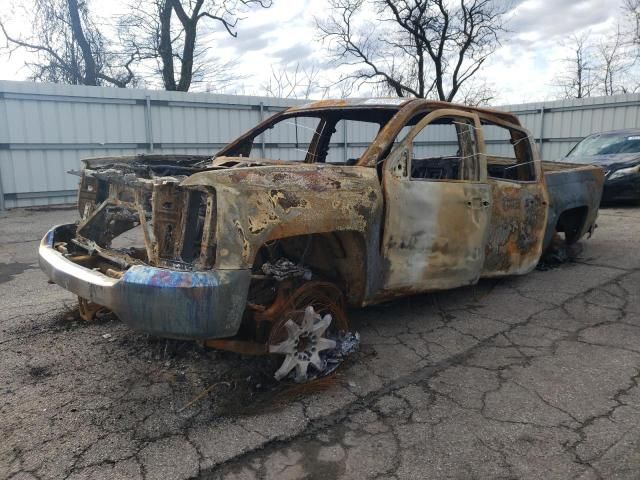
[1,79,640,209]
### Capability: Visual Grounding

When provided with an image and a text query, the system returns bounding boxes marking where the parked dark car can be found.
[565,129,640,203]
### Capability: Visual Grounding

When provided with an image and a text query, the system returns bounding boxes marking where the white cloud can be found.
[0,0,630,103]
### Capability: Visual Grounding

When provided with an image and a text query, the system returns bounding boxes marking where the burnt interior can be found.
[78,204,139,247]
[218,108,397,161]
[181,192,207,263]
[68,156,221,275]
[86,155,214,178]
[411,158,461,180]
[50,224,138,277]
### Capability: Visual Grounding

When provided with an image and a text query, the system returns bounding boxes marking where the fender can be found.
[181,162,384,273]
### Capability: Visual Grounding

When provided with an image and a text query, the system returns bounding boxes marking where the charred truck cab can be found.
[39,99,604,381]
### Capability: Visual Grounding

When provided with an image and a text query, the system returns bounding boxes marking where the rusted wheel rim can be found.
[268,282,348,382]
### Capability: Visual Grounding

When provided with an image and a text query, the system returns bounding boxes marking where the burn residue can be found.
[270,190,308,211]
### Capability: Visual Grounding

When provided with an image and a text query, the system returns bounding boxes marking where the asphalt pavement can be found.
[1,205,639,480]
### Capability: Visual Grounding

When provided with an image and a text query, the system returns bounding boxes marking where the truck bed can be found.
[541,161,605,248]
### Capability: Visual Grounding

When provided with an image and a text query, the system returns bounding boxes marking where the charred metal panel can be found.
[152,183,185,259]
[379,147,491,297]
[39,224,250,339]
[72,156,219,272]
[543,166,604,249]
[181,163,383,272]
[481,180,548,276]
[180,191,206,263]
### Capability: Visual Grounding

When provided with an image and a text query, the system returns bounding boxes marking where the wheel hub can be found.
[269,306,337,382]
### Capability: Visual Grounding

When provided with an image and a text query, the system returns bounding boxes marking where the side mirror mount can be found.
[392,150,408,178]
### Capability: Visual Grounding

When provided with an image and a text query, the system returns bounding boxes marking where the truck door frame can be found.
[478,113,549,277]
[378,108,492,296]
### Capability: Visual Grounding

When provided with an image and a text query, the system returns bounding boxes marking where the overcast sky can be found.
[0,0,628,105]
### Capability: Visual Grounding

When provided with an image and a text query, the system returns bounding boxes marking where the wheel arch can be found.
[555,205,589,244]
[251,230,369,306]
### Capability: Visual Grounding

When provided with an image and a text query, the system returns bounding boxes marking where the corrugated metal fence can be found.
[503,96,640,160]
[1,80,639,209]
[0,81,306,209]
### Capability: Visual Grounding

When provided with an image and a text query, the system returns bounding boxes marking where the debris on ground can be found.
[269,306,360,383]
[322,331,360,377]
[178,381,232,413]
[537,233,583,270]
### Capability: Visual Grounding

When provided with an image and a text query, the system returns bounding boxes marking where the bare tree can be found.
[457,78,495,106]
[316,0,508,101]
[119,0,271,91]
[262,63,324,99]
[594,24,634,96]
[0,0,136,87]
[553,33,595,99]
[554,25,639,99]
[624,0,640,46]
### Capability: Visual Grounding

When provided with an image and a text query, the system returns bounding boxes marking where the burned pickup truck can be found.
[39,99,604,382]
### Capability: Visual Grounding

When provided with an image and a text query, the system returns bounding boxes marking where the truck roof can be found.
[287,97,521,126]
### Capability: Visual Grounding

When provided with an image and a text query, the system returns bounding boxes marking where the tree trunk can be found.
[66,0,97,85]
[159,0,177,90]
[177,22,196,91]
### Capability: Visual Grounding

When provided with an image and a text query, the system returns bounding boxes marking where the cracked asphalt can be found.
[1,205,639,480]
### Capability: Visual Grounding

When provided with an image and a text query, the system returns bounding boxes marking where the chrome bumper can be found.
[38,224,251,339]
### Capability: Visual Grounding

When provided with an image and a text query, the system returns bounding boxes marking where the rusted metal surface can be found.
[481,181,547,275]
[39,99,604,364]
[266,281,349,343]
[265,282,349,382]
[181,164,382,271]
[39,224,251,339]
[378,110,492,297]
[204,339,268,356]
[77,296,108,321]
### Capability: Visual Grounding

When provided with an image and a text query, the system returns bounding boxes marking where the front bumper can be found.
[39,224,251,339]
[602,173,640,202]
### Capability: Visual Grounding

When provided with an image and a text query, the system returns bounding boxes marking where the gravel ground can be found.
[1,205,639,480]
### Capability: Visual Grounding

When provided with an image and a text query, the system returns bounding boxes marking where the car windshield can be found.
[568,132,640,158]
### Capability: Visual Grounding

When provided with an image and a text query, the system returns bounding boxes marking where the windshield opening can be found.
[216,108,397,165]
[261,116,321,162]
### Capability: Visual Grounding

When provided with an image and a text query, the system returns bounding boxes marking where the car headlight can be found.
[609,164,640,180]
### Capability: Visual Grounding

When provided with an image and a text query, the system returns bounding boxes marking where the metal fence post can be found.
[144,95,154,153]
[343,120,348,164]
[0,160,5,211]
[259,101,266,157]
[0,91,5,210]
[538,107,546,157]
